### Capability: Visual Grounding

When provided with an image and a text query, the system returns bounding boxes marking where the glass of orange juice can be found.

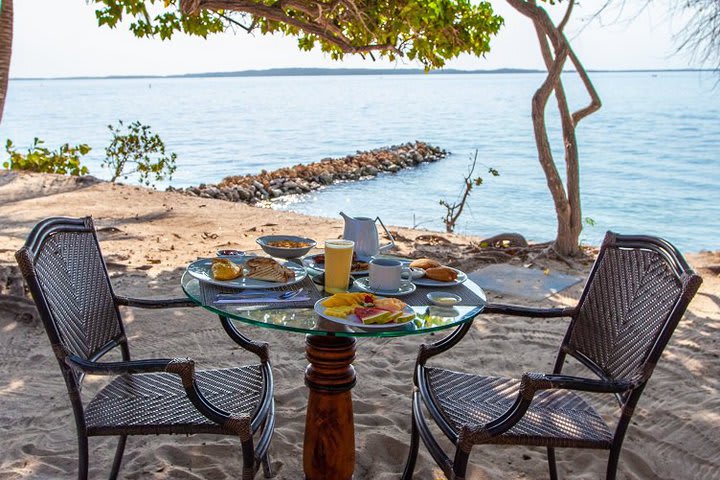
[324,239,354,294]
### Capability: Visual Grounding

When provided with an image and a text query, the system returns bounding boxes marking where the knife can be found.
[214,295,311,305]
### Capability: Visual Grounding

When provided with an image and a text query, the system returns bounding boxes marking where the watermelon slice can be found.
[354,307,394,325]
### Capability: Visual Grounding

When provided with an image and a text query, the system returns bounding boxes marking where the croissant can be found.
[409,258,442,270]
[211,258,243,280]
[424,266,458,282]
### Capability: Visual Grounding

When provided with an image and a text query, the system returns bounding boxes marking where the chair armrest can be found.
[65,355,180,375]
[66,355,255,438]
[482,303,576,318]
[458,372,638,444]
[114,295,196,309]
[520,372,638,395]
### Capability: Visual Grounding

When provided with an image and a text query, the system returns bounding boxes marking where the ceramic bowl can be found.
[216,249,245,256]
[256,235,317,259]
[426,291,462,307]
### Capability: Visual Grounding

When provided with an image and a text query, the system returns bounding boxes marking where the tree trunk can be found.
[506,0,601,257]
[0,0,13,125]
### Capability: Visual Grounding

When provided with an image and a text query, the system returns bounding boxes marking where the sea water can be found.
[2,72,718,251]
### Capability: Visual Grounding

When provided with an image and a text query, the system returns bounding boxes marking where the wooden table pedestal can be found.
[303,335,357,480]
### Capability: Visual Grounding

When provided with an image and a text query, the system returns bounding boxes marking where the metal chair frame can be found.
[401,232,703,480]
[16,217,275,480]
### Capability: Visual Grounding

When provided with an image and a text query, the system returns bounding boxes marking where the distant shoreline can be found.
[10,67,714,81]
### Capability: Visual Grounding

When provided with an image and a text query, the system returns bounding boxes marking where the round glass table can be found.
[181,268,486,479]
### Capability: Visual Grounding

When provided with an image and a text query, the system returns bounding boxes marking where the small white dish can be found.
[426,291,462,307]
[354,277,417,297]
[409,267,425,279]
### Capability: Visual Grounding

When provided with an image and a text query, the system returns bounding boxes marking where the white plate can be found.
[313,297,417,330]
[187,257,307,289]
[354,277,417,297]
[412,267,467,287]
[302,254,371,276]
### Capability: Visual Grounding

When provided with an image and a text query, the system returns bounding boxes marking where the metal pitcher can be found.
[340,212,395,258]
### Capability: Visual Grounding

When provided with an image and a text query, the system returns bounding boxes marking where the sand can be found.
[0,171,718,479]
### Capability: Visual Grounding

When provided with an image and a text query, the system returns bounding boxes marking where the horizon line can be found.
[11,66,714,81]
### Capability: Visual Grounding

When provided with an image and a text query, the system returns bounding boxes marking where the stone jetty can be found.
[171,141,447,203]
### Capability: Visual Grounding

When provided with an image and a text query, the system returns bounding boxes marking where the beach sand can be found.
[1,171,718,479]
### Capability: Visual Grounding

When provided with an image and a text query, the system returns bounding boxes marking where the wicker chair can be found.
[402,232,702,480]
[15,217,275,480]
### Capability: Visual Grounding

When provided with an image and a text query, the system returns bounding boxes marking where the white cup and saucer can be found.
[354,258,417,296]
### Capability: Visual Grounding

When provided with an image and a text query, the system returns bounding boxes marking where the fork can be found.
[215,288,304,302]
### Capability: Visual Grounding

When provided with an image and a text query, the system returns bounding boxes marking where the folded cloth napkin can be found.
[214,295,311,305]
[199,275,322,308]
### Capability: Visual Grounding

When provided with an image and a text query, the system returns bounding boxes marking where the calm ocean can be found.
[2,72,718,251]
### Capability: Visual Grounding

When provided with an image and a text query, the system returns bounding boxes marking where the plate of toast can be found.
[187,256,307,289]
[407,258,467,287]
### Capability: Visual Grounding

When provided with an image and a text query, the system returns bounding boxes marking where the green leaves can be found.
[91,0,503,70]
[93,0,224,40]
[103,120,177,188]
[3,138,91,176]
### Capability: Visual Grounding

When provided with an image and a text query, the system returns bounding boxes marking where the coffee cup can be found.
[369,258,412,291]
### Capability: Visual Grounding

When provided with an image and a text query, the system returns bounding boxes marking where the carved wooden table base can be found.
[303,335,357,480]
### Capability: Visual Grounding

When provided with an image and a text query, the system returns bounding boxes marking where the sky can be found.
[9,0,700,78]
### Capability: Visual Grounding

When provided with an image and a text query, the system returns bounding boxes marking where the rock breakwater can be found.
[171,141,447,203]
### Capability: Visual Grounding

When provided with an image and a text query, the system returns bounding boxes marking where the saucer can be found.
[354,277,417,297]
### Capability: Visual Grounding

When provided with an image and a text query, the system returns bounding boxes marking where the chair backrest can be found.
[563,232,702,392]
[15,217,125,370]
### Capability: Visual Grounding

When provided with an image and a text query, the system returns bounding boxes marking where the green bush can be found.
[3,138,91,176]
[103,120,177,187]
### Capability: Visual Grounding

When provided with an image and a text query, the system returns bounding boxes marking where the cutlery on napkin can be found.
[214,295,311,305]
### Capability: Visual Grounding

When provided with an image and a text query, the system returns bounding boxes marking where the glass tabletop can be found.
[181,263,486,338]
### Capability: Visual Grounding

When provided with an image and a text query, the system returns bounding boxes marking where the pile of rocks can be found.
[171,141,447,203]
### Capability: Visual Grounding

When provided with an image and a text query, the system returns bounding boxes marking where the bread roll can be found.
[409,258,442,270]
[424,266,458,282]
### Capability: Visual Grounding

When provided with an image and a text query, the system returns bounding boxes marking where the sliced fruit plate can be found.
[313,293,416,330]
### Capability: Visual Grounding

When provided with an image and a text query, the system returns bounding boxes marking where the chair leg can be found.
[77,433,89,480]
[109,435,127,480]
[606,445,621,480]
[401,406,420,480]
[452,448,470,480]
[241,438,256,480]
[547,447,558,480]
[261,451,274,478]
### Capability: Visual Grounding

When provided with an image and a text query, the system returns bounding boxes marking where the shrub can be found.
[3,138,91,176]
[103,120,177,187]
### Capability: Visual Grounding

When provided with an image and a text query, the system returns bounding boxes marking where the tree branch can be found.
[568,45,601,124]
[184,0,401,56]
[217,12,255,33]
[558,0,574,33]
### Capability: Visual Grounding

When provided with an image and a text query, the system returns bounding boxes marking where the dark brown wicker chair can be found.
[402,232,702,480]
[15,217,275,480]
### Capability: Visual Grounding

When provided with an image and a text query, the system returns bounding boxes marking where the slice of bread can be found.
[246,257,295,283]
